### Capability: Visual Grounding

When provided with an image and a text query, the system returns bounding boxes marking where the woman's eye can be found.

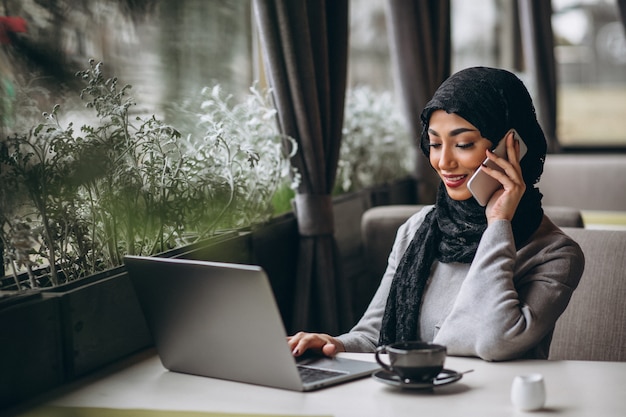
[428,143,441,149]
[457,143,475,149]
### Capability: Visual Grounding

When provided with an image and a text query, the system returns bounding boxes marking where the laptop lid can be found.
[124,255,379,391]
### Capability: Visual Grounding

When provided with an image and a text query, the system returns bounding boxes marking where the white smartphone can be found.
[467,129,527,206]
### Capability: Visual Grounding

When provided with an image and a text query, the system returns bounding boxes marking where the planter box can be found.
[250,213,299,332]
[367,176,417,207]
[333,190,371,326]
[331,177,419,324]
[0,292,64,410]
[45,269,153,381]
[168,230,253,264]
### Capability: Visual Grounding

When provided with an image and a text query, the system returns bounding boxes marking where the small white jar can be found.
[511,373,546,411]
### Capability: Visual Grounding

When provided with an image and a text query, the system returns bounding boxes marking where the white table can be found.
[10,350,626,417]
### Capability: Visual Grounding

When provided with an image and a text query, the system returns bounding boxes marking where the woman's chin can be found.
[444,186,473,201]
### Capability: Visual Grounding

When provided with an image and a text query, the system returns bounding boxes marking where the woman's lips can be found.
[443,174,468,188]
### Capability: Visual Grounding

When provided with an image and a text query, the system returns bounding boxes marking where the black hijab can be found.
[379,67,547,346]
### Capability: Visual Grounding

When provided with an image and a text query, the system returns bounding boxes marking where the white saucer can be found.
[372,369,463,390]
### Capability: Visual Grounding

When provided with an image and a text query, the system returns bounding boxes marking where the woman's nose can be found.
[438,146,457,170]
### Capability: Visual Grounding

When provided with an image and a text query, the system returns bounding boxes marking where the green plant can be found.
[0,60,297,291]
[336,85,414,193]
[0,105,90,287]
[178,84,299,228]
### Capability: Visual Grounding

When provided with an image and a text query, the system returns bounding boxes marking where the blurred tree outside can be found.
[0,0,253,126]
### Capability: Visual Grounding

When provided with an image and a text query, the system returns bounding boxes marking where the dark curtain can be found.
[619,0,626,30]
[385,0,451,204]
[252,0,351,333]
[518,0,560,153]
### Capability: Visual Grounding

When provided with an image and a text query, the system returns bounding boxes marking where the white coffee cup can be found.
[511,374,546,411]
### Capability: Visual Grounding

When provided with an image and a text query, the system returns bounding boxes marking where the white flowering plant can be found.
[336,85,414,193]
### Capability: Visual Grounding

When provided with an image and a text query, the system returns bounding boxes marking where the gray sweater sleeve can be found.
[434,218,584,360]
[336,208,584,360]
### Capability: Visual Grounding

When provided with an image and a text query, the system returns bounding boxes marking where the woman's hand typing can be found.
[287,332,346,357]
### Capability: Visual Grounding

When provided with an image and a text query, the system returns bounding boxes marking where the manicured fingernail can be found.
[292,348,299,355]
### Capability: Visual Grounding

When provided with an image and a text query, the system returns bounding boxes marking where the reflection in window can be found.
[451,0,626,148]
[553,0,626,147]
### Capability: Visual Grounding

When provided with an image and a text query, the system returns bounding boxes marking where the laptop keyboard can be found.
[297,365,348,383]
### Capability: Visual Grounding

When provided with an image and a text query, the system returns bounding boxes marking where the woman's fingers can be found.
[287,332,344,357]
[483,133,524,185]
[486,133,520,173]
[505,130,522,168]
[322,343,338,357]
[481,133,526,221]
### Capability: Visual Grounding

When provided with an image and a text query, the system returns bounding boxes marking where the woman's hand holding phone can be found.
[481,131,526,224]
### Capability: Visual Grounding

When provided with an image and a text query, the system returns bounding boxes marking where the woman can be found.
[288,66,585,361]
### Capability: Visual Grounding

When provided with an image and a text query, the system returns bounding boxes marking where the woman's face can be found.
[427,110,493,201]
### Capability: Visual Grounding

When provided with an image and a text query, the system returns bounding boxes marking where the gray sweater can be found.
[336,206,585,361]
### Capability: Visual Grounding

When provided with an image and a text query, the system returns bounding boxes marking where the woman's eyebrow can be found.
[427,128,440,137]
[450,127,478,136]
[428,127,478,136]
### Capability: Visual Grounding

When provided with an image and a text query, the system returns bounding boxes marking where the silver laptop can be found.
[124,255,380,391]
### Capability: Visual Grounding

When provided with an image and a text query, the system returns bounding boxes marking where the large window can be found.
[4,0,624,149]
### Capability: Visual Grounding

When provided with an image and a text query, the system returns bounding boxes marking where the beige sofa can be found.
[360,206,626,362]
